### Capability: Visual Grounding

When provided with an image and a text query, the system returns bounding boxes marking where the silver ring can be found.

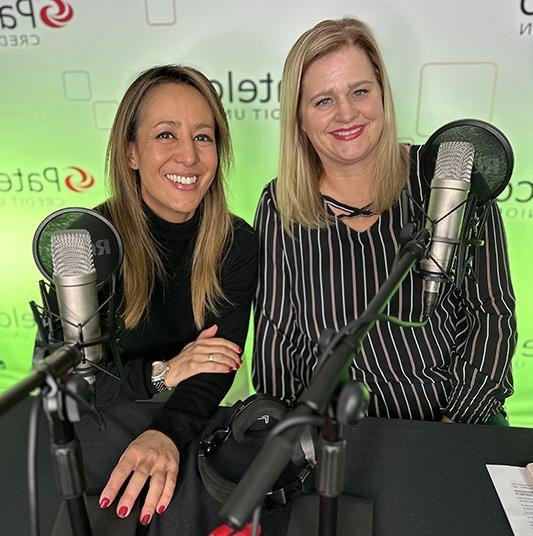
[208,353,214,363]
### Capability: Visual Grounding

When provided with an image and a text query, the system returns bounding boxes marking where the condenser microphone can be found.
[51,229,102,383]
[420,141,475,318]
[418,119,515,319]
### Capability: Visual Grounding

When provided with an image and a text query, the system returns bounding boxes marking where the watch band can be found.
[152,378,171,393]
[151,360,171,393]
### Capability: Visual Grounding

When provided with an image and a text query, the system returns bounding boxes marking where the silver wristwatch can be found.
[151,360,171,393]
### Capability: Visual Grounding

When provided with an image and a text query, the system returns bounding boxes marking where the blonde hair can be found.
[277,17,409,229]
[106,65,232,330]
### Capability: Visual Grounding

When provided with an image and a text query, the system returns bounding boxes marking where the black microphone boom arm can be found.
[220,228,429,529]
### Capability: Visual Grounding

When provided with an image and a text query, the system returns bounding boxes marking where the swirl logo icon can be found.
[40,0,74,28]
[64,166,95,193]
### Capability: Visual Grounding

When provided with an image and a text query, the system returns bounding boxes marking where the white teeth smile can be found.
[165,174,199,185]
[334,126,363,136]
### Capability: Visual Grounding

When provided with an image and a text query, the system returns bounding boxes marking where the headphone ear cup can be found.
[232,394,288,444]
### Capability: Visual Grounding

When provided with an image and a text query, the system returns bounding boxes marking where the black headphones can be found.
[198,394,316,508]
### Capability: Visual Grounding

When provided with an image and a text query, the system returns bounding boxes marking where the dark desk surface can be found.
[2,398,532,536]
[342,417,533,536]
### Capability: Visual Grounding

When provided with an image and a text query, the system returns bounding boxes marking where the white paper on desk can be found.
[486,464,533,536]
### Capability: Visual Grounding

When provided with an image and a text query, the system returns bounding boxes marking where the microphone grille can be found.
[51,229,95,276]
[434,141,475,182]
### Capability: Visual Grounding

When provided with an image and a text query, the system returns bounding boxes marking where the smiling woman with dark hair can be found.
[65,64,258,528]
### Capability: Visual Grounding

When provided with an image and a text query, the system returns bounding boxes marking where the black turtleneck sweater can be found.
[94,204,258,451]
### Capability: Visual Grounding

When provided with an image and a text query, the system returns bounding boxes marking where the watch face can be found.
[152,361,167,378]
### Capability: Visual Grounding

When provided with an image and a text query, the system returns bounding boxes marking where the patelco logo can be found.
[0,165,95,193]
[40,0,74,28]
[64,166,95,192]
[0,0,74,33]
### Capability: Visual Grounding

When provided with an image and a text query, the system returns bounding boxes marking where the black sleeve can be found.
[148,219,258,451]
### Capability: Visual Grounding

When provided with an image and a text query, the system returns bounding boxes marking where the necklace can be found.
[322,194,378,219]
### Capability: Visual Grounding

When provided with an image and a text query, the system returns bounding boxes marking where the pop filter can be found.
[32,207,123,288]
[420,119,514,205]
[31,207,125,381]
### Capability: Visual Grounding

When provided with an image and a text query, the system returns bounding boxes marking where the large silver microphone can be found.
[420,141,475,319]
[51,229,102,383]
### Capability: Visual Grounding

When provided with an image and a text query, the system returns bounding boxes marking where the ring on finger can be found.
[208,353,215,363]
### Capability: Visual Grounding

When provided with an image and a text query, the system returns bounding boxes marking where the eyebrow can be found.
[152,120,215,130]
[306,80,374,103]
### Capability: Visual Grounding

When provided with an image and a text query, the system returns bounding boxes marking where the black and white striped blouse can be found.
[252,146,516,424]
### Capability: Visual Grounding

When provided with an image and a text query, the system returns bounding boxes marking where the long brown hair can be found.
[106,65,232,329]
[277,17,409,230]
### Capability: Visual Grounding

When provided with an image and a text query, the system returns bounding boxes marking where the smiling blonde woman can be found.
[253,17,516,428]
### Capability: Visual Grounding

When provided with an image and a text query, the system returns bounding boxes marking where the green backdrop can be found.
[0,0,531,426]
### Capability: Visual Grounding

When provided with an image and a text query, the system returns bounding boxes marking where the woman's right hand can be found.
[164,324,242,387]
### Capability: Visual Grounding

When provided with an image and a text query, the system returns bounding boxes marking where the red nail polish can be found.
[118,505,129,518]
[99,497,110,509]
[157,505,166,514]
[141,514,151,526]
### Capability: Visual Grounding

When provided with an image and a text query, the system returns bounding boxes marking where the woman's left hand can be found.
[98,429,180,526]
